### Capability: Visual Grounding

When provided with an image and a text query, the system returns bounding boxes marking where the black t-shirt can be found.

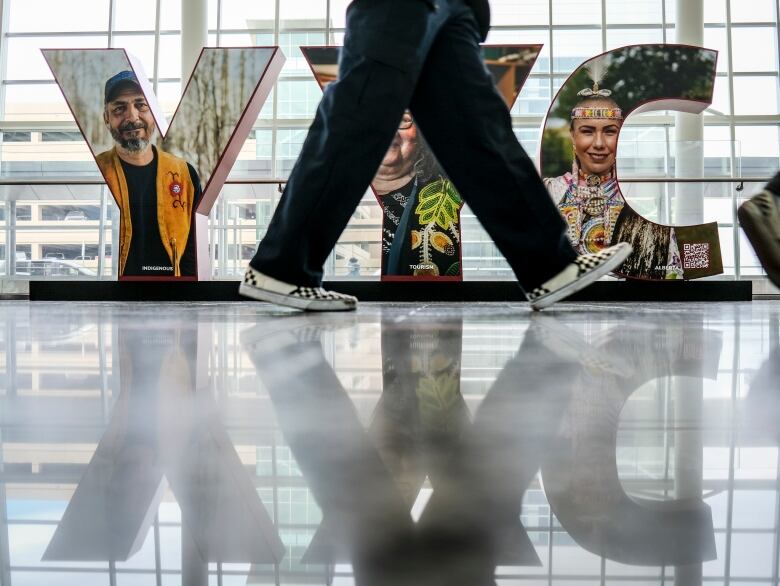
[121,148,202,277]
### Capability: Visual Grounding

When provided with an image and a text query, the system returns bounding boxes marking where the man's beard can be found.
[111,122,152,153]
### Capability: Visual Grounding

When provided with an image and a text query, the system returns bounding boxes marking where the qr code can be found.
[683,243,710,269]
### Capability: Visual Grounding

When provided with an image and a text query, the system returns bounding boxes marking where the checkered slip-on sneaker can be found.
[239,266,358,312]
[526,242,633,311]
[738,190,780,288]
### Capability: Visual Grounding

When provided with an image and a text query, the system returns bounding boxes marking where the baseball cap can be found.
[104,70,142,103]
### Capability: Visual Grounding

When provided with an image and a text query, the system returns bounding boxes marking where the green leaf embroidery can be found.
[416,373,461,431]
[415,178,463,230]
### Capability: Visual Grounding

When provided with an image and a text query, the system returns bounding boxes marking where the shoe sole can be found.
[239,282,357,312]
[738,203,780,288]
[530,243,633,311]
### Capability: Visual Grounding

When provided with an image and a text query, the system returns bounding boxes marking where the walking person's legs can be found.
[739,172,780,288]
[241,0,446,310]
[407,1,631,308]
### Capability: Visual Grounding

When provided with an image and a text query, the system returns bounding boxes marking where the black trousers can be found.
[250,0,577,292]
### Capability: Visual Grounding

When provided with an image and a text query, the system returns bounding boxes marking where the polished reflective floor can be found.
[0,300,778,585]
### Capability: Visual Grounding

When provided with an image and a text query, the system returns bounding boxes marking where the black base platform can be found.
[29,280,752,302]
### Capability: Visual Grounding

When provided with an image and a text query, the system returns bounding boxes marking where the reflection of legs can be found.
[408,10,577,291]
[249,0,439,287]
[243,324,413,575]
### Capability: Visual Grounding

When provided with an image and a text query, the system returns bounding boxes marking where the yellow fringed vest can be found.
[97,147,196,277]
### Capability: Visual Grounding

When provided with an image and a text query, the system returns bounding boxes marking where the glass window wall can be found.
[0,0,778,280]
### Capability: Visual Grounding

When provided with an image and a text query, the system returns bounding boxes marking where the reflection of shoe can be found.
[738,190,780,288]
[529,314,629,377]
[527,243,633,311]
[239,266,358,312]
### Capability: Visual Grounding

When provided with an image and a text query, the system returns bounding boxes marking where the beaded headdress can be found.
[570,61,623,121]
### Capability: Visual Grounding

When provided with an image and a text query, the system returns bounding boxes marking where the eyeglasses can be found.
[398,112,414,130]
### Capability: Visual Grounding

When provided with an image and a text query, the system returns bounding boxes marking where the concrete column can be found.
[674,0,705,224]
[181,0,208,81]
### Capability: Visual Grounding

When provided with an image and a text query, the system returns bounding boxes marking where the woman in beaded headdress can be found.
[544,64,626,256]
[545,63,686,279]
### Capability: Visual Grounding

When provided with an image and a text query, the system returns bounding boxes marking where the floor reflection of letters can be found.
[243,311,720,584]
[42,320,284,579]
[542,319,722,570]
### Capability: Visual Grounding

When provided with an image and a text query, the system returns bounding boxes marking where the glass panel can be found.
[709,75,732,115]
[156,81,183,116]
[276,79,322,119]
[514,77,552,116]
[329,0,352,29]
[704,27,729,74]
[730,26,778,72]
[730,0,776,22]
[552,29,602,74]
[114,0,158,31]
[279,31,327,76]
[7,0,109,32]
[552,0,602,25]
[606,27,665,48]
[220,0,275,30]
[3,84,72,121]
[5,35,109,81]
[733,75,780,115]
[606,0,663,24]
[157,34,183,79]
[492,0,549,26]
[218,31,264,47]
[159,0,183,30]
[112,34,157,76]
[736,125,780,177]
[279,0,327,24]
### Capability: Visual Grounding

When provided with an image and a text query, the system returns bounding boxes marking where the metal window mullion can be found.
[108,0,116,48]
[154,515,162,586]
[600,0,607,51]
[216,0,222,46]
[97,187,108,279]
[0,0,11,123]
[152,0,162,93]
[775,0,780,177]
[725,0,741,281]
[772,449,780,585]
[662,0,668,43]
[664,125,673,223]
[6,201,14,276]
[326,0,331,44]
[547,507,553,586]
[600,553,606,586]
[0,426,11,586]
[777,0,780,102]
[98,318,110,421]
[548,0,554,105]
[723,316,741,586]
[270,0,280,180]
[271,435,281,586]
